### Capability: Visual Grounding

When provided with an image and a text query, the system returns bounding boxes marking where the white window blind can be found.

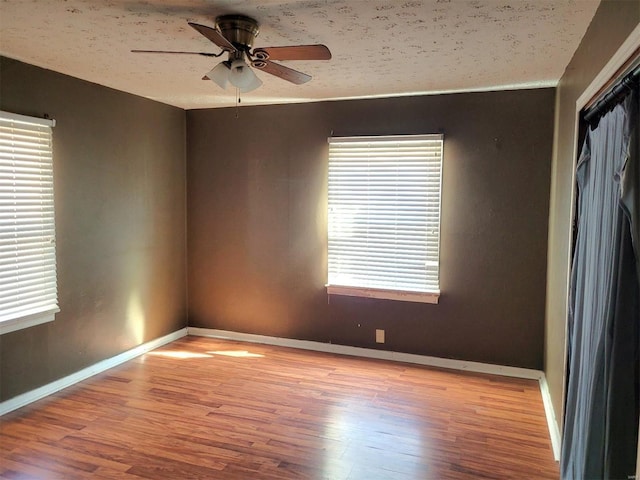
[0,111,58,334]
[327,134,443,303]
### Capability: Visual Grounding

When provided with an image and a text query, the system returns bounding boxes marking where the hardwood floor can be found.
[0,336,559,479]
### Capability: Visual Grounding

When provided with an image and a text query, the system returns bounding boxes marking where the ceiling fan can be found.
[132,14,331,93]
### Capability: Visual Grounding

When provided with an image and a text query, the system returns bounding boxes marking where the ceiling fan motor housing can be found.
[215,15,260,51]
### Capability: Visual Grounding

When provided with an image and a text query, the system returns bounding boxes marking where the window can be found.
[327,134,443,303]
[0,111,58,334]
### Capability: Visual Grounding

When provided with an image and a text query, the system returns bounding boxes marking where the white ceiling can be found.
[0,0,600,110]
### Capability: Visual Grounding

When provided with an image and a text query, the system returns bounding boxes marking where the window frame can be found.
[326,134,443,304]
[0,110,58,335]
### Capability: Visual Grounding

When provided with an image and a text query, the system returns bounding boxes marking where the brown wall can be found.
[545,1,640,425]
[187,88,555,370]
[0,57,187,401]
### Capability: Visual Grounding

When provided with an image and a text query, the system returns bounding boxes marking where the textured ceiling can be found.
[0,0,600,109]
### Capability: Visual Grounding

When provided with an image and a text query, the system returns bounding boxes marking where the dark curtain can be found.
[561,87,639,480]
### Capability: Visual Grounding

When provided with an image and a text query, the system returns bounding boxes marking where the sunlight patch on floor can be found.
[208,350,265,358]
[146,350,265,359]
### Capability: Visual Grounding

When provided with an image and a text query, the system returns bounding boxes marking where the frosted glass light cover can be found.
[205,62,230,90]
[228,60,262,92]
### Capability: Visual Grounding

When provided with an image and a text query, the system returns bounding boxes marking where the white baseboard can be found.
[0,328,188,416]
[539,375,562,461]
[188,327,545,380]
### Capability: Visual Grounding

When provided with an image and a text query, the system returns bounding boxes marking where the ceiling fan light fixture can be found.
[228,59,262,92]
[135,16,331,94]
[205,61,231,90]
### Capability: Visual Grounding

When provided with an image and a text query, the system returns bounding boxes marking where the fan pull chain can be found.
[235,88,240,118]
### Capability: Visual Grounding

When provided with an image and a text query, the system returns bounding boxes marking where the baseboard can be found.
[188,327,544,380]
[539,374,562,461]
[0,328,188,416]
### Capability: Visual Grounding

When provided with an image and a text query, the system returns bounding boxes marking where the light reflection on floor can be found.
[208,350,265,358]
[147,350,265,359]
[322,401,426,479]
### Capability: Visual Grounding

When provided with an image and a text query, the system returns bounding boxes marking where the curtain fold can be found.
[562,90,639,480]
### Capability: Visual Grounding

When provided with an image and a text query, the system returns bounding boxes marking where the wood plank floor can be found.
[0,336,559,479]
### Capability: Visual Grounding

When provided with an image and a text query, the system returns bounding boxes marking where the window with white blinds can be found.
[0,111,58,334]
[327,134,443,303]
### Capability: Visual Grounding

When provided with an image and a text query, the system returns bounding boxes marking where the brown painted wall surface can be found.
[187,88,555,370]
[0,57,187,401]
[545,1,640,425]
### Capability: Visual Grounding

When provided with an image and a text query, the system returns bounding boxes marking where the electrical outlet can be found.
[376,329,385,343]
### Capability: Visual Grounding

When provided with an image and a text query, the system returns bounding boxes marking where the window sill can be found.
[327,285,440,304]
[0,309,58,335]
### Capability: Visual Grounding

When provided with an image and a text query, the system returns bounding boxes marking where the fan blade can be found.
[188,22,237,52]
[252,60,311,85]
[131,50,222,57]
[252,45,331,61]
